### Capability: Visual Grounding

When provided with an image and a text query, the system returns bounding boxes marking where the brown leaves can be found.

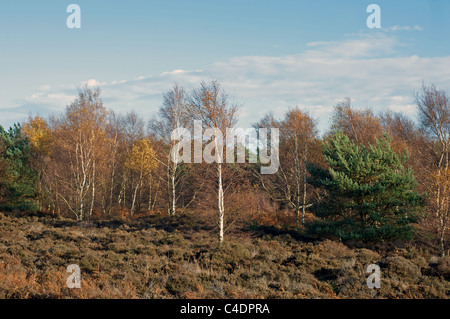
[331,98,383,146]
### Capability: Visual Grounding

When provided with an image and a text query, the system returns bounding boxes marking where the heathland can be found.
[1,210,449,299]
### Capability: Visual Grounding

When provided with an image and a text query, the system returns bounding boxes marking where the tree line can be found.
[0,81,448,255]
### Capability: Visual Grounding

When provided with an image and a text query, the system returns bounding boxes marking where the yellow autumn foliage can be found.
[432,166,450,209]
[22,116,53,156]
[125,138,158,176]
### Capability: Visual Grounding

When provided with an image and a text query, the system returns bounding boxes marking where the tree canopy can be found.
[307,132,422,242]
[0,124,38,211]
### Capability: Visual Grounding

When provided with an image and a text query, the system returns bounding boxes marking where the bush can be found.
[166,275,199,297]
[334,276,372,299]
[354,248,382,266]
[381,256,421,284]
[437,256,450,280]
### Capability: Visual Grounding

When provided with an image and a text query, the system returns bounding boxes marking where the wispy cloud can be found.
[387,25,424,32]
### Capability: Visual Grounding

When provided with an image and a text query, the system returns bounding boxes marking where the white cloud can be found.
[304,33,398,58]
[82,79,107,87]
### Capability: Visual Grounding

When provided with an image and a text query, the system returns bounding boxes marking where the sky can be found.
[1,0,450,134]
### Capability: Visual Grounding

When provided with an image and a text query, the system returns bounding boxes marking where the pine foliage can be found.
[307,132,422,242]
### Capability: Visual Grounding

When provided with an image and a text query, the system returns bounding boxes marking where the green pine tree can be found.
[0,124,38,211]
[306,132,422,242]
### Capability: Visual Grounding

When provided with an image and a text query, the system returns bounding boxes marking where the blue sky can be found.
[1,0,450,134]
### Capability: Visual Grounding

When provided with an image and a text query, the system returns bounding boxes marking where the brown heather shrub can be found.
[437,256,450,280]
[380,256,422,284]
[254,239,290,263]
[354,248,382,267]
[166,274,200,297]
[0,211,449,299]
[334,276,373,299]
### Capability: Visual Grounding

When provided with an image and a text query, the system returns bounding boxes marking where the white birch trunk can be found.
[218,163,225,244]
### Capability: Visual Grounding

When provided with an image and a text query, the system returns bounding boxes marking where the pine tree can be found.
[0,124,38,211]
[306,132,422,242]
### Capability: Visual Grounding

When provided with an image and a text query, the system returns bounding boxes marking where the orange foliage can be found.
[331,98,383,146]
